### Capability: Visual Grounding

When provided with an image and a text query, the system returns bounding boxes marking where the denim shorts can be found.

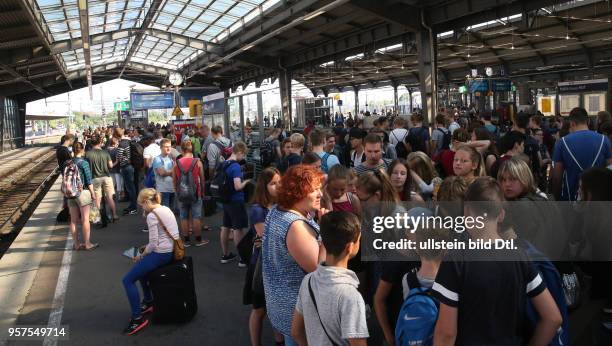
[179,198,202,220]
[222,201,248,229]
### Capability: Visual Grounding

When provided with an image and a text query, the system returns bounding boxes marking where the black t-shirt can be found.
[380,261,419,327]
[432,246,546,346]
[56,146,71,172]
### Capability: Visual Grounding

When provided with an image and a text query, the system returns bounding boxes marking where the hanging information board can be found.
[130,92,174,110]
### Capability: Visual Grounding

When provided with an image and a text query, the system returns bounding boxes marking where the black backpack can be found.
[260,140,276,168]
[129,140,144,170]
[393,131,410,159]
[435,128,452,151]
[406,127,428,153]
[209,161,233,203]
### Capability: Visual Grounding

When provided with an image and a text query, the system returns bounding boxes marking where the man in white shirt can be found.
[389,117,409,146]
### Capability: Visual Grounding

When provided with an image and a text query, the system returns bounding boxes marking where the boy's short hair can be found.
[435,114,447,126]
[363,133,383,146]
[301,152,321,165]
[464,176,504,217]
[309,129,326,147]
[320,211,361,256]
[233,141,248,154]
[159,138,171,147]
[211,125,223,134]
[568,107,589,124]
[290,133,305,149]
[499,130,526,154]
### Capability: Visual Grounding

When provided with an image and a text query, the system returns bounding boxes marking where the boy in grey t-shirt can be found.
[291,212,369,346]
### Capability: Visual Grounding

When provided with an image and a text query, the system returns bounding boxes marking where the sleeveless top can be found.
[262,206,320,336]
[332,192,356,213]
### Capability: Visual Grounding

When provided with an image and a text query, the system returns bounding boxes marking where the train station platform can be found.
[0,179,274,345]
[2,178,612,345]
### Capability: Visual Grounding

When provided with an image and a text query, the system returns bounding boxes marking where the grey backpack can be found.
[177,158,199,203]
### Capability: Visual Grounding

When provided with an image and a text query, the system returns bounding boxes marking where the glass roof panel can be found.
[35,0,282,73]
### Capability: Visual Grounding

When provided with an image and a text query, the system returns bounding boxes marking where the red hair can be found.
[277,164,324,209]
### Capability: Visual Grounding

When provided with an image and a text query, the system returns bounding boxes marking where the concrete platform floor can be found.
[2,181,274,345]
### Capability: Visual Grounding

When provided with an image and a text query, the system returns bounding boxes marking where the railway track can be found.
[0,146,59,236]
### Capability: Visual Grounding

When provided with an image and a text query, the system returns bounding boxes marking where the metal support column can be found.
[238,95,244,142]
[354,87,359,115]
[407,88,413,113]
[223,89,231,138]
[393,85,399,115]
[0,96,4,151]
[279,69,292,131]
[518,84,533,106]
[256,91,264,145]
[416,29,437,126]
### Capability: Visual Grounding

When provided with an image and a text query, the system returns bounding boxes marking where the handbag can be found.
[251,247,264,295]
[151,209,184,261]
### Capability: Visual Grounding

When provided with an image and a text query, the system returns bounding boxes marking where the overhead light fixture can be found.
[304,10,325,21]
[565,34,570,40]
[401,64,405,69]
[376,69,380,73]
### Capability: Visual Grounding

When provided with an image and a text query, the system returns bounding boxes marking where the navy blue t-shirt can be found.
[553,130,611,201]
[225,160,245,202]
[249,204,269,235]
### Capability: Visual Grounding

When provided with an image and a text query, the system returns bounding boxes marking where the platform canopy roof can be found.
[2,0,612,101]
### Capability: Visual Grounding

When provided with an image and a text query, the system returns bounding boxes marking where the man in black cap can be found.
[347,127,367,168]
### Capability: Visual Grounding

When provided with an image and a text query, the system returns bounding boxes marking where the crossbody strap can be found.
[151,209,177,241]
[308,276,339,346]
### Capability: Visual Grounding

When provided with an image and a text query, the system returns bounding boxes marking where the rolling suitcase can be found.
[147,256,197,323]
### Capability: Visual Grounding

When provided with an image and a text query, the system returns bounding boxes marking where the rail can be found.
[0,149,59,235]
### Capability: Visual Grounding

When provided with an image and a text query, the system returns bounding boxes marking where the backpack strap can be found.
[406,270,421,290]
[308,276,339,346]
[561,134,605,172]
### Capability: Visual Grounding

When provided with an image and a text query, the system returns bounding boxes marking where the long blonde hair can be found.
[407,151,437,184]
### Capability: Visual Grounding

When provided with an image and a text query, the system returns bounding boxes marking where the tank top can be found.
[331,192,355,213]
[262,206,320,336]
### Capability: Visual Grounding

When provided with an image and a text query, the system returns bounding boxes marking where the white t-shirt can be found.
[143,143,161,166]
[389,128,409,146]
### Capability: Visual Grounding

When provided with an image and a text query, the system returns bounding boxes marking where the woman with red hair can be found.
[262,164,325,345]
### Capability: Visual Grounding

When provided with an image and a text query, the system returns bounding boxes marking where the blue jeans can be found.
[160,192,175,209]
[122,251,173,318]
[121,165,137,210]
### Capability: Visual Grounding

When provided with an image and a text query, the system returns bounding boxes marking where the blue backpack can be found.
[395,271,439,346]
[320,152,330,173]
[519,239,569,346]
[144,166,155,188]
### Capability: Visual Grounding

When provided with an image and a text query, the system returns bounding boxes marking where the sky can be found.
[26,79,157,116]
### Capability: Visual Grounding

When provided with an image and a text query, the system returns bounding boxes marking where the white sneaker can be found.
[141,228,149,233]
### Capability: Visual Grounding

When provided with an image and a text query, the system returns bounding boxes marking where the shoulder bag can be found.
[151,209,184,261]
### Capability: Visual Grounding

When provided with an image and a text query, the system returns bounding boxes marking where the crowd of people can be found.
[56,105,612,344]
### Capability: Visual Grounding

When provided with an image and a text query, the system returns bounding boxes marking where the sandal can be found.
[85,243,99,251]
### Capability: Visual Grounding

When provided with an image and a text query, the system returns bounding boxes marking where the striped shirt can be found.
[116,138,131,167]
[352,159,391,176]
